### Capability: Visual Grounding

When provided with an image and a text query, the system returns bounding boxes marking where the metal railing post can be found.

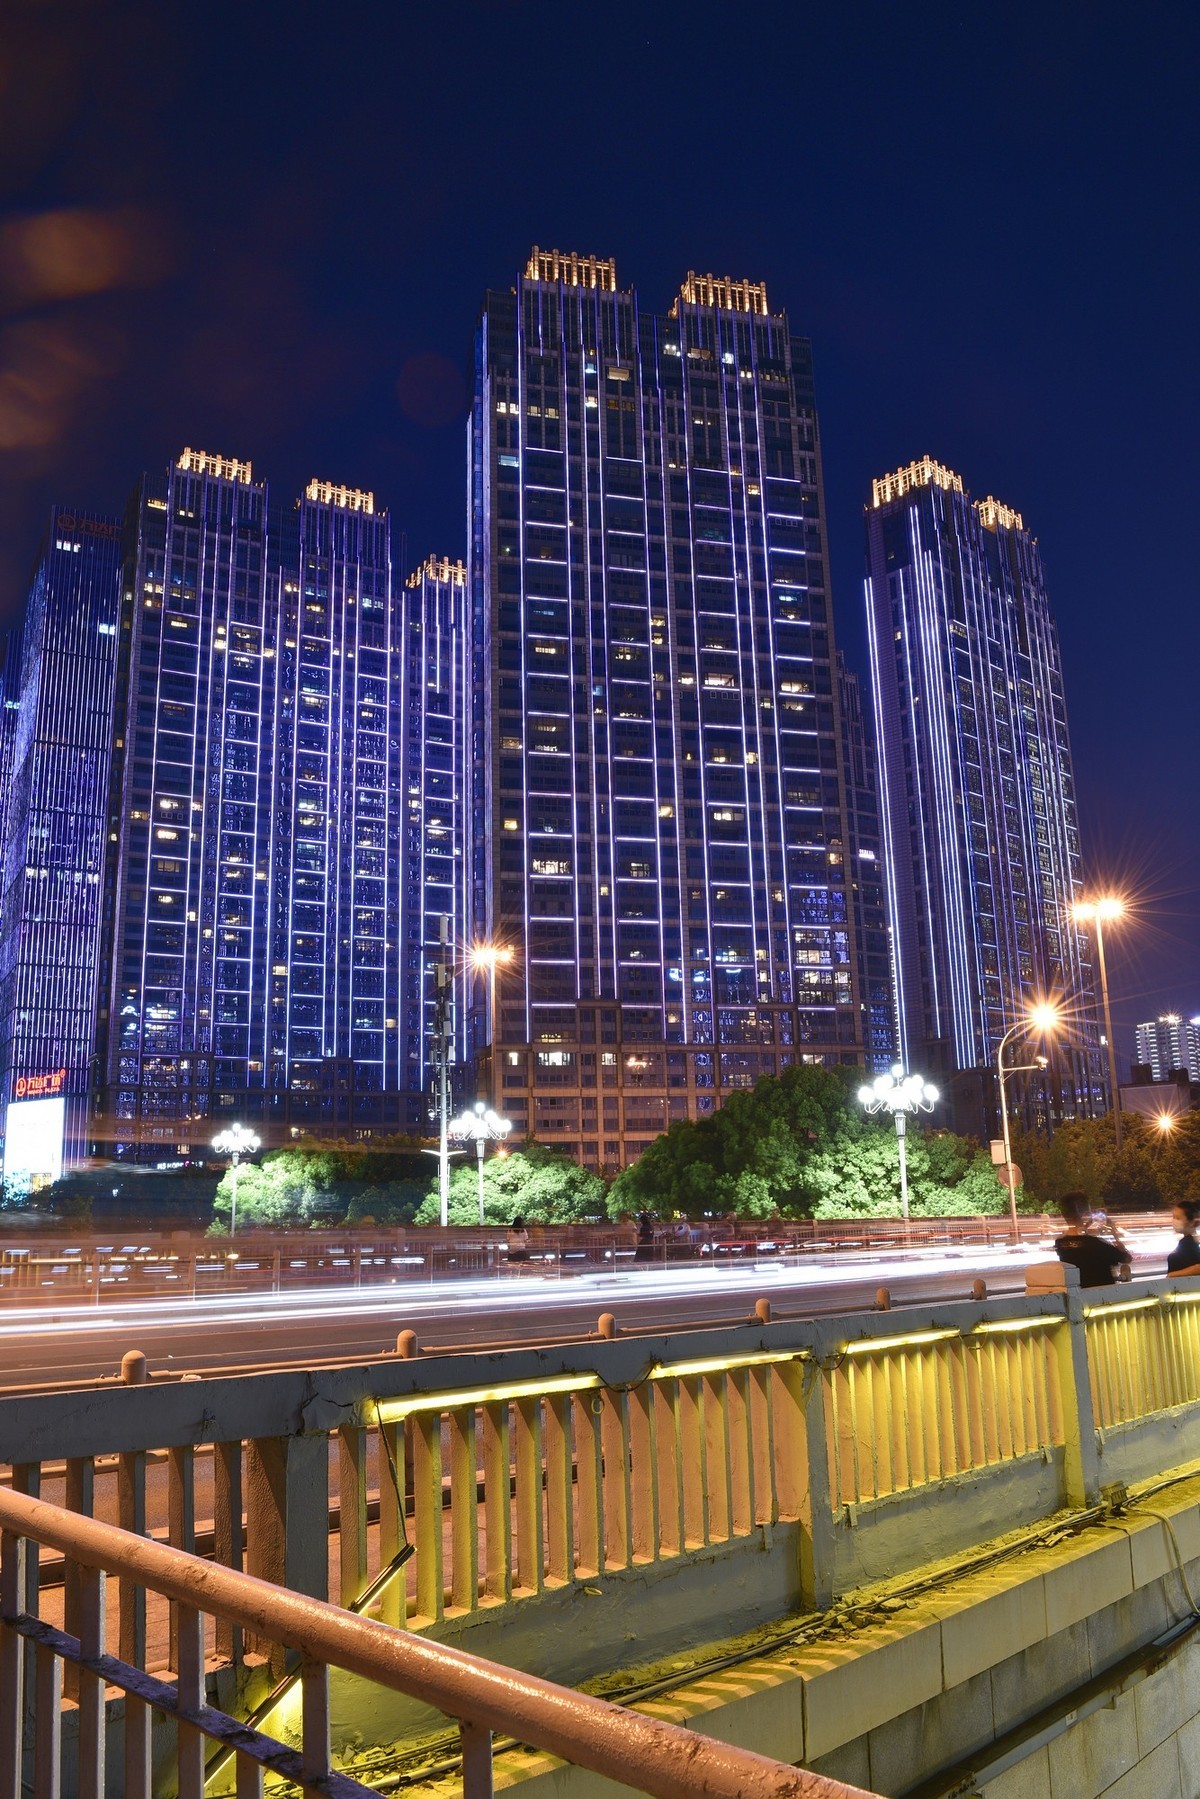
[0,1532,25,1799]
[461,1718,494,1796]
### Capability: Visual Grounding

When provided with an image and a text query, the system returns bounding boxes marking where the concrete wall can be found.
[483,1461,1200,1799]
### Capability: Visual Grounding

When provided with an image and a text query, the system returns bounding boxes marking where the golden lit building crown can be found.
[177,447,253,484]
[305,479,375,515]
[526,247,617,291]
[406,555,466,588]
[676,271,769,315]
[871,456,964,508]
[975,495,1025,533]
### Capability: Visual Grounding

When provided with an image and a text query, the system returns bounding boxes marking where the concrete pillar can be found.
[1054,1291,1102,1506]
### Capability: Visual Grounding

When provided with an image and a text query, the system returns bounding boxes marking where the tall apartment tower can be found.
[0,510,122,1180]
[268,481,403,1136]
[837,653,897,1072]
[471,249,864,1168]
[400,557,470,1109]
[1135,1014,1200,1082]
[864,457,1101,1135]
[102,449,274,1155]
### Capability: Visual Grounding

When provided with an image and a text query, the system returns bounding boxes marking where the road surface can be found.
[0,1228,1175,1392]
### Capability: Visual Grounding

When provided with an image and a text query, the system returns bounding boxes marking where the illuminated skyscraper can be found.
[267,481,404,1135]
[864,458,1101,1133]
[471,250,865,1168]
[102,450,273,1154]
[0,510,122,1180]
[837,653,897,1072]
[400,557,469,1109]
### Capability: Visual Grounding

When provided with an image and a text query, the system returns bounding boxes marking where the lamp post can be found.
[1071,897,1126,1151]
[471,944,514,1112]
[857,1065,939,1225]
[212,1123,260,1237]
[449,1101,513,1225]
[996,1002,1059,1243]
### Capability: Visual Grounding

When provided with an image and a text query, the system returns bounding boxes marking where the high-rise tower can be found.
[0,510,121,1182]
[400,557,470,1111]
[102,449,273,1155]
[471,250,864,1168]
[268,481,403,1136]
[864,457,1101,1135]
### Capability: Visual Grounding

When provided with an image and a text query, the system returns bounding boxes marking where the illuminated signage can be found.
[3,1097,65,1187]
[15,1068,66,1100]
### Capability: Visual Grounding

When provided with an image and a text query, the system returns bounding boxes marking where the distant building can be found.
[400,557,470,1110]
[1135,1014,1200,1083]
[0,509,122,1182]
[837,653,897,1072]
[471,249,865,1168]
[864,457,1102,1137]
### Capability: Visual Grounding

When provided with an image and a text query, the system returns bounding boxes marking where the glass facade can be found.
[400,557,470,1110]
[837,653,897,1072]
[268,482,404,1136]
[0,509,122,1175]
[471,250,865,1168]
[864,458,1102,1134]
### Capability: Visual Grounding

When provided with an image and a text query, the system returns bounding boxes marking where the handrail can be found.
[0,1485,878,1799]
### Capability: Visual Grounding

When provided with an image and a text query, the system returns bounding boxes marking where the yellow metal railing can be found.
[1085,1291,1200,1430]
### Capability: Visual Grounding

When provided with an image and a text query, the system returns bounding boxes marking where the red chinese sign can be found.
[15,1069,67,1100]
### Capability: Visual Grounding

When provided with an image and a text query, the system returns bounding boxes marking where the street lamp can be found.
[471,943,515,1111]
[449,1101,513,1224]
[212,1123,260,1237]
[995,1002,1059,1242]
[1071,896,1126,1151]
[857,1065,939,1224]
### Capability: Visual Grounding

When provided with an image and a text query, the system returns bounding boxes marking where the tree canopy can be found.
[412,1141,607,1227]
[608,1062,1002,1219]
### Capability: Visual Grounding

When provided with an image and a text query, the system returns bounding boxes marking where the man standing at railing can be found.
[1053,1191,1133,1287]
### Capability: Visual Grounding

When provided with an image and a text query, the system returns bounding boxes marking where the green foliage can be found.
[412,1140,607,1227]
[1011,1110,1200,1213]
[608,1063,999,1219]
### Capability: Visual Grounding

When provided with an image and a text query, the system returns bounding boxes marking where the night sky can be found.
[1,0,1196,1065]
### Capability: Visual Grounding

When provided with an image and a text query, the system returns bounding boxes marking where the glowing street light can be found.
[995,1002,1059,1242]
[450,1101,513,1224]
[1071,895,1127,1151]
[212,1123,260,1237]
[857,1065,939,1224]
[1154,1112,1177,1136]
[471,943,515,1110]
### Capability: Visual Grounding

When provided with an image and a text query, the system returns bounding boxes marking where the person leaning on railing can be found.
[1166,1196,1200,1278]
[1054,1190,1133,1287]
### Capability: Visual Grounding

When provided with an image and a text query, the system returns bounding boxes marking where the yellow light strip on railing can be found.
[1083,1298,1158,1319]
[971,1316,1061,1336]
[1168,1290,1200,1305]
[375,1371,601,1423]
[649,1350,802,1381]
[843,1328,958,1355]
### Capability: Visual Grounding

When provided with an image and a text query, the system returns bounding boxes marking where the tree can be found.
[412,1141,607,1227]
[608,1063,858,1218]
[806,1124,1005,1219]
[211,1152,341,1231]
[1011,1109,1200,1214]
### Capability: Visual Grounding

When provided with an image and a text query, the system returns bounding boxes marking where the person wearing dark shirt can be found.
[1054,1190,1132,1288]
[1167,1197,1200,1277]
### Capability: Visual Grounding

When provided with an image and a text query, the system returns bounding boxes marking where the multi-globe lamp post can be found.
[449,1100,513,1225]
[858,1066,939,1225]
[211,1123,260,1237]
[995,1002,1059,1243]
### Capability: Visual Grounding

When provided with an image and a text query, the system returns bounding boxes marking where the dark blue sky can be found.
[1,0,1196,1062]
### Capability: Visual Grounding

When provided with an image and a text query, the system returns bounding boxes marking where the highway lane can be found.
[0,1229,1177,1391]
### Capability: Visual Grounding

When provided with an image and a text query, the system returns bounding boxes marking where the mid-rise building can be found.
[470,249,865,1168]
[864,458,1102,1136]
[1135,1014,1200,1082]
[0,510,121,1182]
